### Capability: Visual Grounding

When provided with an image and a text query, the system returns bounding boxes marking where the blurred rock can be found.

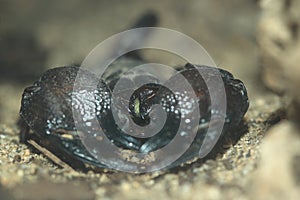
[258,0,300,123]
[282,42,300,124]
[0,30,47,83]
[0,185,13,200]
[13,181,94,200]
[258,0,287,93]
[248,121,300,199]
[258,0,300,93]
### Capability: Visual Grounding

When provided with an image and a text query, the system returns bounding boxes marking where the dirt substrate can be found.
[0,87,297,200]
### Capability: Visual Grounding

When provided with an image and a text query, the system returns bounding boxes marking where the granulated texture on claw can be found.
[19,66,113,169]
[19,62,249,172]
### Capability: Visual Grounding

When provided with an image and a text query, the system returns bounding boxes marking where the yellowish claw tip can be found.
[134,98,140,116]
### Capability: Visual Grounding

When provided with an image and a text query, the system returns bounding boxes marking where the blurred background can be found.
[0,0,259,124]
[0,0,260,81]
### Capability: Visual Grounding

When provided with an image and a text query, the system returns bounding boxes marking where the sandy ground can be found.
[0,1,299,199]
